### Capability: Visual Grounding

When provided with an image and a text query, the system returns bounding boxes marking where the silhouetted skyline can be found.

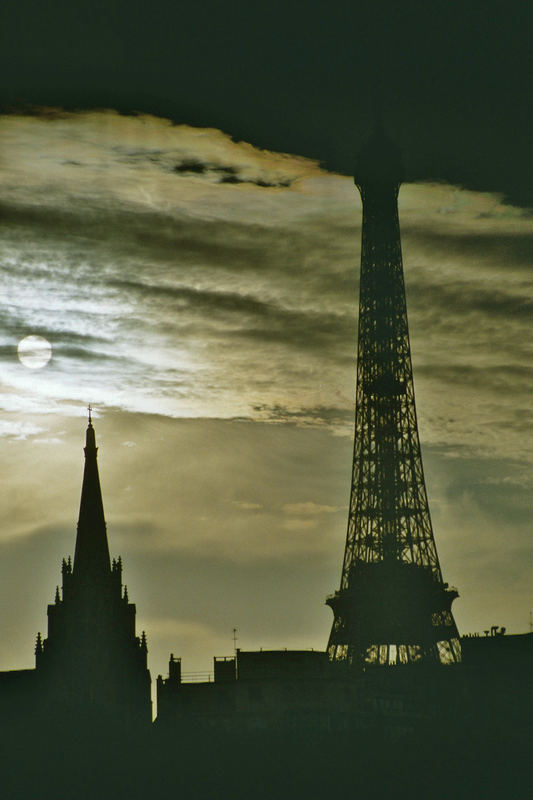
[1,107,533,682]
[0,3,532,687]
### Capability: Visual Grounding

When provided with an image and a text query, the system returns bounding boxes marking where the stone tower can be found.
[35,414,151,727]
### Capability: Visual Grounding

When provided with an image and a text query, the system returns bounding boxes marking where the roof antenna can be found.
[88,404,93,426]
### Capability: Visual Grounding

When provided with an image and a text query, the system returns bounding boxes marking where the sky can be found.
[0,2,532,681]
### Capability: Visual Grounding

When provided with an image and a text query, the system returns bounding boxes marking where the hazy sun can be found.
[17,335,53,369]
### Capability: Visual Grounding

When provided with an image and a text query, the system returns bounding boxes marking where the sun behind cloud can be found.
[17,335,52,370]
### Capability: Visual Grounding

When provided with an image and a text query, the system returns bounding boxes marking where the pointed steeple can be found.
[73,410,111,579]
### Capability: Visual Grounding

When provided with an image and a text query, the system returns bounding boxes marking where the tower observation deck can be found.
[327,127,461,668]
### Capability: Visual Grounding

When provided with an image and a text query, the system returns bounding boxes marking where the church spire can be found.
[73,411,111,579]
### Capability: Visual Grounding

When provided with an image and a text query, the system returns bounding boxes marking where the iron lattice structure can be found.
[327,128,461,668]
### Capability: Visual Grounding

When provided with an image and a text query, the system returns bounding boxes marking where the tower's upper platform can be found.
[354,123,404,191]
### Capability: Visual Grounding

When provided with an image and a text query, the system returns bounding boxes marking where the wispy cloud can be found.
[1,109,533,470]
[1,112,533,671]
[283,502,342,515]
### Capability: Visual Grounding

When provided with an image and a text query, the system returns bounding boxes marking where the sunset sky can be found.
[0,2,532,682]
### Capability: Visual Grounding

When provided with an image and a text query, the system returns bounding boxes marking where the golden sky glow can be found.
[1,110,533,678]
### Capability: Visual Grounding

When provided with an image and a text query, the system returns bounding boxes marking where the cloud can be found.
[0,110,361,425]
[1,112,532,467]
[282,518,318,531]
[0,421,46,440]
[282,502,341,515]
[2,109,533,678]
[173,157,293,188]
[252,405,354,432]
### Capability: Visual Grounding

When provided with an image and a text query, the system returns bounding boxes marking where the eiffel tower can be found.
[327,126,461,668]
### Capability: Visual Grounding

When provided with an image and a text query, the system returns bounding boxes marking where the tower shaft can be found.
[327,130,460,668]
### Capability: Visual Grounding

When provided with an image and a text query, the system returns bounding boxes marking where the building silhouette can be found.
[0,414,151,739]
[37,412,152,729]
